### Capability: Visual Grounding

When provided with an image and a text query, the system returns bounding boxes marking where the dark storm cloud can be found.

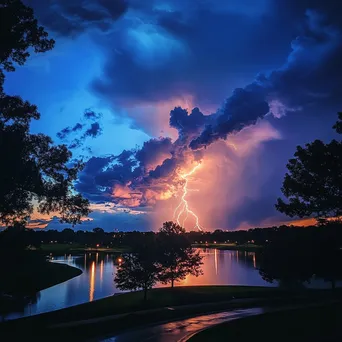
[56,109,103,149]
[82,122,102,138]
[28,0,342,229]
[190,85,270,149]
[92,1,295,110]
[169,107,213,142]
[135,138,173,167]
[188,9,342,150]
[84,109,102,120]
[56,122,84,140]
[75,137,180,205]
[23,0,128,36]
[149,158,177,179]
[76,2,342,226]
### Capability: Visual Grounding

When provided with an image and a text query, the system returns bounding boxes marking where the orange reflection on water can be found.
[214,249,218,275]
[89,261,95,302]
[100,260,104,286]
[178,250,225,286]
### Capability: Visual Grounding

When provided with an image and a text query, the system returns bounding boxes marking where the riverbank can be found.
[0,286,339,341]
[40,243,128,254]
[1,258,82,295]
[188,302,342,341]
[192,243,263,251]
[0,259,82,316]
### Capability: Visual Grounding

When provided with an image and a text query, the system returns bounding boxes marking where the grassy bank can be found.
[189,302,342,342]
[0,260,82,316]
[1,261,82,295]
[40,243,128,254]
[15,286,278,322]
[0,286,338,341]
[193,243,263,251]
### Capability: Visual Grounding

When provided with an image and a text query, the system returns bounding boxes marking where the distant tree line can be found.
[4,222,342,251]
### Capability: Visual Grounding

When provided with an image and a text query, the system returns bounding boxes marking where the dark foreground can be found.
[0,286,340,341]
[101,307,264,342]
[189,302,342,342]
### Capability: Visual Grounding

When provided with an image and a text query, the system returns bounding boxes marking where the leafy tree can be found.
[0,0,90,226]
[259,234,314,288]
[276,113,342,221]
[93,227,105,234]
[157,221,203,288]
[114,239,159,301]
[0,0,54,92]
[312,223,342,290]
[333,112,342,134]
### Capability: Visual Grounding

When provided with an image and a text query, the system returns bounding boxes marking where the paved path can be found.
[98,307,263,342]
[93,299,340,342]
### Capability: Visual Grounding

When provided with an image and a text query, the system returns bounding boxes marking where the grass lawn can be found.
[189,303,342,342]
[15,286,278,323]
[0,286,338,340]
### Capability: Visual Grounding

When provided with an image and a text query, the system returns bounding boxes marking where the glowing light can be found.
[214,249,218,275]
[173,163,203,231]
[89,261,95,302]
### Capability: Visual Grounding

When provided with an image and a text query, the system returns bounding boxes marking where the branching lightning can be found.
[173,163,203,231]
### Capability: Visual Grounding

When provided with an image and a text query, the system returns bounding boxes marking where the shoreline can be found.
[0,286,338,341]
[192,243,263,251]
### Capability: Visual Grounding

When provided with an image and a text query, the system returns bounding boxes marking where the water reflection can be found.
[90,261,95,302]
[6,249,270,320]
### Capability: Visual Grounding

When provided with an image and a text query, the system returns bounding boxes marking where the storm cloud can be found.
[74,3,342,230]
[23,0,342,230]
[23,0,128,36]
[57,109,103,149]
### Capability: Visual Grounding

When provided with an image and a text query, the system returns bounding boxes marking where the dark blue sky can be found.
[8,0,342,231]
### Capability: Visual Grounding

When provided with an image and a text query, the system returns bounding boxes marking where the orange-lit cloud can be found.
[146,120,282,231]
[124,94,215,138]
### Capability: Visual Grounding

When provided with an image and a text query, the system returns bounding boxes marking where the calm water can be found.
[6,249,273,319]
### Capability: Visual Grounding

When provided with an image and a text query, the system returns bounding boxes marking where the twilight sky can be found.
[6,0,342,231]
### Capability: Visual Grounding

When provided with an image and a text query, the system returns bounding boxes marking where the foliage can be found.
[276,113,342,221]
[259,222,342,290]
[332,112,342,134]
[115,238,160,300]
[0,0,90,226]
[258,233,314,288]
[0,0,55,73]
[312,222,342,289]
[157,221,203,287]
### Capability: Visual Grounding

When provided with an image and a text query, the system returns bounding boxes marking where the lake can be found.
[6,249,273,319]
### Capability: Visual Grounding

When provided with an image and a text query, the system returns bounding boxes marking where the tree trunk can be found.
[143,287,148,301]
[171,278,174,288]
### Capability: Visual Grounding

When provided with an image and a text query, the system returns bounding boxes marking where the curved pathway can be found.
[99,307,263,342]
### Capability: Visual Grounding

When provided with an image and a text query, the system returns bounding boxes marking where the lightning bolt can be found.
[173,163,203,231]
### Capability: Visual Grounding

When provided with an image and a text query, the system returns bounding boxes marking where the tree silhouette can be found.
[0,0,55,90]
[259,234,314,288]
[333,112,342,134]
[0,0,90,226]
[115,239,159,301]
[276,113,342,222]
[157,221,203,288]
[312,223,342,290]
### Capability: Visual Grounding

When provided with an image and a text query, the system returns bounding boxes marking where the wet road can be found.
[99,307,264,342]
